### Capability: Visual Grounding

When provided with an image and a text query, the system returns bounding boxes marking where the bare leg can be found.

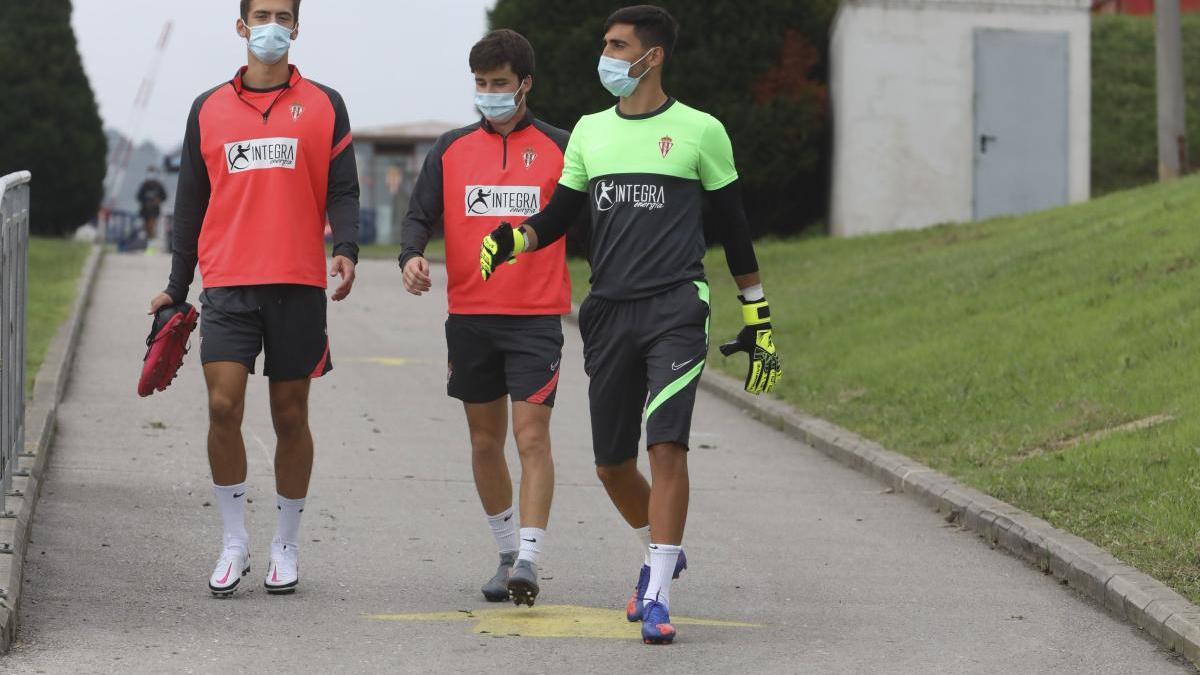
[646,443,689,545]
[595,458,652,530]
[204,362,249,486]
[465,398,512,515]
[511,401,554,529]
[269,378,313,499]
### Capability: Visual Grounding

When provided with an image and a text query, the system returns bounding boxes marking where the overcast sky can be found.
[72,0,495,149]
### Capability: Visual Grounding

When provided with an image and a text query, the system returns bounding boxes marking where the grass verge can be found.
[25,238,90,394]
[569,175,1200,602]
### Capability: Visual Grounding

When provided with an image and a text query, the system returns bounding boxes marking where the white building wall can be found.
[830,0,1091,237]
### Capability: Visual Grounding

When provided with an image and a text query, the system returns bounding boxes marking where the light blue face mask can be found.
[597,50,655,98]
[247,22,294,65]
[475,84,526,124]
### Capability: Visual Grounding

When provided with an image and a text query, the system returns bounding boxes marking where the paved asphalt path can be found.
[2,256,1192,673]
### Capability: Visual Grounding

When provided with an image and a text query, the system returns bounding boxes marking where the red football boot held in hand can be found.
[138,302,199,397]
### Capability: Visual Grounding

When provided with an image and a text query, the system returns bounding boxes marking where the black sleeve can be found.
[165,94,213,305]
[398,132,454,270]
[530,119,591,257]
[708,180,759,277]
[320,86,360,263]
[155,181,167,200]
[525,184,587,250]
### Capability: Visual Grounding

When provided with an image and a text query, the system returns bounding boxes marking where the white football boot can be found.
[264,542,299,595]
[209,547,250,597]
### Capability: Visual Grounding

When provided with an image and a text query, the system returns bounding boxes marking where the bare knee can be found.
[596,459,637,487]
[470,428,506,458]
[513,420,550,461]
[208,393,243,430]
[648,443,688,475]
[272,403,308,439]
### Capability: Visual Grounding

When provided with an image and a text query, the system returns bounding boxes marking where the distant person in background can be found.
[137,166,168,252]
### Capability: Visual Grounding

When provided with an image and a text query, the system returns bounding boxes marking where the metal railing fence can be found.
[0,171,31,497]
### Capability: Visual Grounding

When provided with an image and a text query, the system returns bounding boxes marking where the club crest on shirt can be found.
[659,135,674,159]
[290,103,304,121]
[522,147,537,169]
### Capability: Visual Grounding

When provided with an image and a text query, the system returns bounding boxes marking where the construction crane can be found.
[103,20,173,208]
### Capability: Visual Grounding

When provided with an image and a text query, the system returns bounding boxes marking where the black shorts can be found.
[445,315,563,406]
[199,285,332,381]
[579,281,710,466]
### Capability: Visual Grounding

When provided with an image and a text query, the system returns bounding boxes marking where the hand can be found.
[148,292,174,315]
[329,255,357,301]
[718,296,782,394]
[480,222,526,281]
[403,256,432,296]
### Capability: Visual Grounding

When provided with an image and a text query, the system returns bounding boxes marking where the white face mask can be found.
[475,84,526,124]
[597,49,655,98]
[246,21,295,65]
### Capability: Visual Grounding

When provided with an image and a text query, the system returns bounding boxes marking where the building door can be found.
[973,29,1069,220]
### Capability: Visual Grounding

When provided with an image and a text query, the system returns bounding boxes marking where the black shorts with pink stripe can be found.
[445,315,563,407]
[199,284,332,381]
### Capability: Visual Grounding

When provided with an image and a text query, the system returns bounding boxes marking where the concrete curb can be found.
[696,363,1200,666]
[562,301,1200,667]
[0,244,104,653]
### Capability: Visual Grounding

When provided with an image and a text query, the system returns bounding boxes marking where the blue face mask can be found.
[597,50,655,98]
[247,22,294,65]
[474,85,526,124]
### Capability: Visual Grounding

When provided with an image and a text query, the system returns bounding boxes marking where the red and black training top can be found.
[399,113,572,316]
[165,66,360,304]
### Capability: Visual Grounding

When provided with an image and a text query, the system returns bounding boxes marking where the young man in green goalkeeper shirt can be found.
[479,4,782,645]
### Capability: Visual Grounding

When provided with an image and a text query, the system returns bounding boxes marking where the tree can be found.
[488,0,837,238]
[0,0,107,236]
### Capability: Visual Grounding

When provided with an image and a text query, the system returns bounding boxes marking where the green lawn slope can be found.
[570,175,1200,601]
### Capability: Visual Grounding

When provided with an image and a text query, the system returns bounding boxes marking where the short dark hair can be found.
[240,0,301,22]
[604,5,678,62]
[469,29,536,80]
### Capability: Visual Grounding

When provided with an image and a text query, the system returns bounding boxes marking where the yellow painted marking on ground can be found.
[365,604,760,640]
[342,356,415,367]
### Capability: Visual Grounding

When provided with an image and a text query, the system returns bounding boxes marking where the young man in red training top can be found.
[399,29,572,606]
[148,0,360,597]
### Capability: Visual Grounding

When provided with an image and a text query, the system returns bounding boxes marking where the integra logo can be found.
[464,185,541,217]
[593,179,666,212]
[224,137,299,174]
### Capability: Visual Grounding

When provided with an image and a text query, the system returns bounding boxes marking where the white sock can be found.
[645,543,682,610]
[273,494,305,553]
[634,525,652,566]
[517,527,545,565]
[487,506,519,555]
[213,482,249,553]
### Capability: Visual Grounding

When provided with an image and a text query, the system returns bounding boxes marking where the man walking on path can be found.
[147,0,360,597]
[400,29,573,607]
[479,5,782,643]
[136,166,168,253]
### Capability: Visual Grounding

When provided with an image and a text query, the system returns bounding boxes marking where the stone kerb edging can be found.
[563,301,1200,667]
[0,244,104,653]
